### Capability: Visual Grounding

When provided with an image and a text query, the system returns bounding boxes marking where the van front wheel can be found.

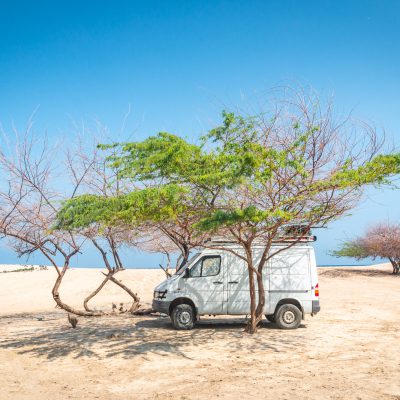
[171,304,195,330]
[275,304,302,329]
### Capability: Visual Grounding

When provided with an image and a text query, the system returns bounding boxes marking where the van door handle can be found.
[228,281,238,284]
[213,281,223,284]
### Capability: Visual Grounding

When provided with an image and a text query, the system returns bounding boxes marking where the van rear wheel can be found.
[171,304,195,330]
[265,314,275,323]
[275,304,302,330]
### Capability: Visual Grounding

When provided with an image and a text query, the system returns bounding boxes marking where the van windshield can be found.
[174,252,200,275]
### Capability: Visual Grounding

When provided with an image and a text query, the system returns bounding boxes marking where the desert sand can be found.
[0,264,399,400]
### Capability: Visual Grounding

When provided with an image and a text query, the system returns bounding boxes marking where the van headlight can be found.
[154,290,167,299]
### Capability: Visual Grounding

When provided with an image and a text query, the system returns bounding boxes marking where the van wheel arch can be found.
[169,298,197,319]
[274,299,304,320]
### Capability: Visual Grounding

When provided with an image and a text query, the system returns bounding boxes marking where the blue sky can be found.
[0,0,399,267]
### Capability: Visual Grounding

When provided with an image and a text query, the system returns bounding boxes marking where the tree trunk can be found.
[250,240,274,332]
[177,245,190,271]
[243,244,258,334]
[243,241,273,334]
[390,259,400,275]
[245,272,266,333]
[253,248,271,330]
[52,268,103,317]
[245,267,258,333]
[159,263,172,278]
[84,270,143,314]
[254,273,266,327]
[83,273,112,312]
[108,275,141,312]
[91,238,141,312]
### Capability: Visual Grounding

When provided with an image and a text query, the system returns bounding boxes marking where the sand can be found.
[0,267,166,315]
[0,264,399,399]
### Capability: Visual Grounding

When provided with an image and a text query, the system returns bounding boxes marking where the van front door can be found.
[185,255,225,314]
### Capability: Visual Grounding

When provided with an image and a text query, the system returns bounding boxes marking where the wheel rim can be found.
[179,311,191,324]
[283,310,295,324]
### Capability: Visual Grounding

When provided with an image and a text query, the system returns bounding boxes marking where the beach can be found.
[0,264,399,399]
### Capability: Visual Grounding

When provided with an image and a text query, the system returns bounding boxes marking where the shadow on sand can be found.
[319,268,393,278]
[0,313,306,360]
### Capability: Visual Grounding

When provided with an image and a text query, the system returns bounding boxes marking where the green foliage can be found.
[104,131,249,190]
[195,206,295,233]
[106,132,202,182]
[56,110,400,242]
[203,110,258,148]
[56,184,189,230]
[195,112,400,234]
[329,154,400,188]
[331,241,370,260]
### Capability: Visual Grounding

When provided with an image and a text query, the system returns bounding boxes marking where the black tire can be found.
[171,304,195,330]
[265,314,275,323]
[275,303,302,330]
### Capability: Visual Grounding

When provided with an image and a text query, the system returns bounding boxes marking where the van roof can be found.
[204,236,316,248]
[205,242,314,249]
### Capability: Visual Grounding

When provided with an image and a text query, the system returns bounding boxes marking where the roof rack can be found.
[273,235,317,243]
[205,235,317,246]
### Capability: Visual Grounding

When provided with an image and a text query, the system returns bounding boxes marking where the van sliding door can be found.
[226,250,266,315]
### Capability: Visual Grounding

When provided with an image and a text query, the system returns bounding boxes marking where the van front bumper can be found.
[312,300,321,314]
[152,299,171,315]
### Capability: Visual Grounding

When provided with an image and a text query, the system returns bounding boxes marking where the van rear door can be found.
[267,247,311,312]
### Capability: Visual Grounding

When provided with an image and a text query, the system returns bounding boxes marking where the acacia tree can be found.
[56,88,400,333]
[56,184,204,271]
[58,134,215,273]
[0,125,146,316]
[0,128,103,316]
[100,133,223,269]
[81,226,144,312]
[333,222,400,274]
[197,92,400,332]
[63,140,144,313]
[100,90,399,333]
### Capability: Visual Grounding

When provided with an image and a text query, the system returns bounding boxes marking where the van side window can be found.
[189,256,221,277]
[202,256,221,276]
[190,259,202,277]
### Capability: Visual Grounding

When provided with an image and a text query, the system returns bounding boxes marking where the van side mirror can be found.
[183,268,190,279]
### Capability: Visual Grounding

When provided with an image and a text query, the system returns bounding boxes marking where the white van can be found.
[152,241,320,330]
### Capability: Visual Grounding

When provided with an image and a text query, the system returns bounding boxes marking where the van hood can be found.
[154,274,180,292]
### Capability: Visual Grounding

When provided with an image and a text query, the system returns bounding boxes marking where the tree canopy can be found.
[55,89,400,332]
[333,222,400,274]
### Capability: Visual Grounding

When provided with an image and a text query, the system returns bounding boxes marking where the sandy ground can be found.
[0,267,166,315]
[0,264,399,400]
